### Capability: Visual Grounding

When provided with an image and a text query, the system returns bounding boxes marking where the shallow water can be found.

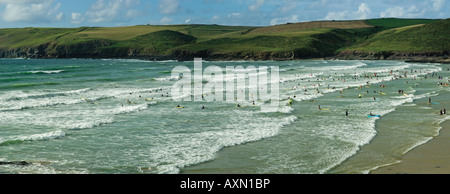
[0,59,448,174]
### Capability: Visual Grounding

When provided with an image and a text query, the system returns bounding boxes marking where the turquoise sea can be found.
[0,58,449,174]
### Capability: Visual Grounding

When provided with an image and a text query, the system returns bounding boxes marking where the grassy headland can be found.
[0,18,448,62]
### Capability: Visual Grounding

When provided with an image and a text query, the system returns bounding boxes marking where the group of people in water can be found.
[112,66,449,119]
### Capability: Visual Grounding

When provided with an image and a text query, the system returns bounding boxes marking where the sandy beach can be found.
[371,120,450,174]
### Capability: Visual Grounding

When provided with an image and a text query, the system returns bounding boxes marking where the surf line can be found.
[170,58,280,112]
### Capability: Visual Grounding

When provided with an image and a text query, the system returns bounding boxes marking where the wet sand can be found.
[371,120,450,174]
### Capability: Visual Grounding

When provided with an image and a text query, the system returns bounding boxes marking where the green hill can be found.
[365,18,439,30]
[0,18,448,62]
[338,19,450,62]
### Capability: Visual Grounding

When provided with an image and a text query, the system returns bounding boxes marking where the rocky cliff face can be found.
[0,40,121,59]
[1,41,449,63]
[0,44,49,58]
[334,50,450,63]
[171,49,298,61]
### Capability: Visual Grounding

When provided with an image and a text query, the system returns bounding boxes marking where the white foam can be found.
[0,130,65,145]
[111,104,148,115]
[311,61,368,71]
[149,114,298,174]
[28,70,65,74]
[68,118,114,130]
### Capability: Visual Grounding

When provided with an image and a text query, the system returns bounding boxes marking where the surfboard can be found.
[368,115,381,118]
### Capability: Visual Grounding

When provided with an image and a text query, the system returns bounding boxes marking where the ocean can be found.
[0,58,448,174]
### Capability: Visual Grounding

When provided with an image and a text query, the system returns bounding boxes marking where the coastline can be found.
[371,119,450,174]
[1,56,449,64]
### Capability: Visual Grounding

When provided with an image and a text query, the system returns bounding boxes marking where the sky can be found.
[0,0,448,28]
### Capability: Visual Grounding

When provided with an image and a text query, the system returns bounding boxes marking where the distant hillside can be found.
[248,20,372,34]
[365,18,439,30]
[0,18,448,62]
[337,18,450,63]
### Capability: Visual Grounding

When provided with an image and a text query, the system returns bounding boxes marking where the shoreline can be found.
[1,53,449,64]
[1,57,449,65]
[371,119,450,174]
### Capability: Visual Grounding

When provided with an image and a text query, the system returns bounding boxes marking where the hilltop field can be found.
[0,18,448,62]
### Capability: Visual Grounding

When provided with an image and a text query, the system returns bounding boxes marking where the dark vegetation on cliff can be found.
[0,18,448,62]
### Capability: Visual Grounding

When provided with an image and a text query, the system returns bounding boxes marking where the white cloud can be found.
[380,7,405,18]
[86,0,141,23]
[431,0,445,11]
[0,0,63,23]
[324,3,371,20]
[211,15,220,21]
[270,14,300,25]
[159,0,179,14]
[380,5,426,18]
[185,19,191,23]
[279,0,298,13]
[160,17,173,24]
[71,12,84,25]
[324,10,350,20]
[249,0,264,11]
[228,12,241,17]
[356,3,371,19]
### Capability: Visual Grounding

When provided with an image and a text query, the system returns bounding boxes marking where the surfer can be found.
[237,104,241,108]
[201,105,205,110]
[444,109,447,114]
[176,105,181,108]
[318,105,321,110]
[289,98,293,106]
[345,111,348,117]
[126,99,131,104]
[369,112,375,116]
